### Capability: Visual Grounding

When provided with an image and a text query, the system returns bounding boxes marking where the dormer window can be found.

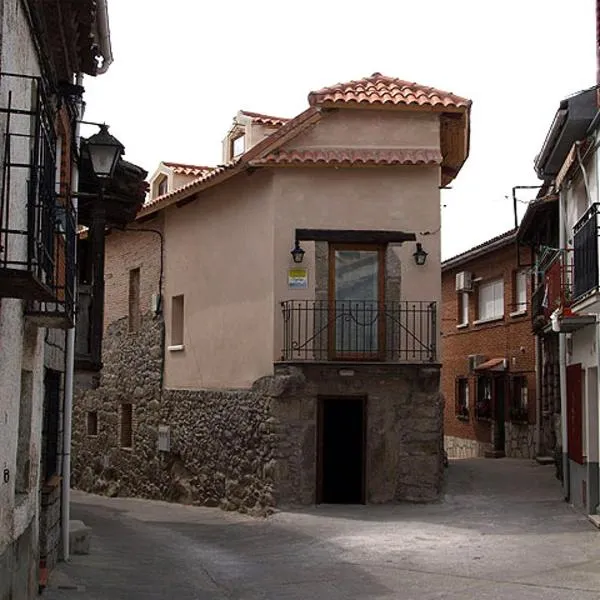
[231,133,245,158]
[157,176,168,197]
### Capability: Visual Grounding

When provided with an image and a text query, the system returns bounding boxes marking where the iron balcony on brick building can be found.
[280,299,437,362]
[0,73,76,328]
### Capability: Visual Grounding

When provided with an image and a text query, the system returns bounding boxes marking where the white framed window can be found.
[514,270,527,313]
[477,279,504,321]
[158,176,168,197]
[232,134,245,157]
[458,292,469,325]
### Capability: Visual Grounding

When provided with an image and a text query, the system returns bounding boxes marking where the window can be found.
[157,177,168,197]
[128,267,140,332]
[232,134,245,157]
[456,377,469,419]
[477,279,504,321]
[171,294,184,347]
[120,403,133,448]
[475,375,493,420]
[458,292,469,325]
[510,376,528,422]
[16,370,33,494]
[42,370,61,482]
[87,411,98,436]
[513,271,527,313]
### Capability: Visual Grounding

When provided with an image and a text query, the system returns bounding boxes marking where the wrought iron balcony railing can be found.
[573,202,599,300]
[0,72,75,326]
[280,300,437,362]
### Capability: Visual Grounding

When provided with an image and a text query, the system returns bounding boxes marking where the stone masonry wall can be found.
[73,313,278,514]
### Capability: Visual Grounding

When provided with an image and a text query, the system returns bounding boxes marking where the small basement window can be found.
[120,403,133,448]
[87,411,98,436]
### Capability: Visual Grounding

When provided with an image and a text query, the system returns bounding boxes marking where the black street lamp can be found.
[85,124,124,180]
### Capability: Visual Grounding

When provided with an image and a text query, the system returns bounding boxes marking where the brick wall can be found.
[103,214,164,329]
[441,241,536,457]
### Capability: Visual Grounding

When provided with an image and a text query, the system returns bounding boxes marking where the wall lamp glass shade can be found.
[86,124,124,180]
[413,242,428,266]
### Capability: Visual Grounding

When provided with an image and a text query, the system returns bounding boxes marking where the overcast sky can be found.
[82,0,596,260]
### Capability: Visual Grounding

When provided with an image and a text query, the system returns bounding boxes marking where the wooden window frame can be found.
[327,243,386,361]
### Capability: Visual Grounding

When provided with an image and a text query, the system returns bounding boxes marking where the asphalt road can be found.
[44,459,600,599]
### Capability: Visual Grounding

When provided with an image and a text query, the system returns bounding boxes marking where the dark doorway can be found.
[317,396,366,504]
[493,376,506,454]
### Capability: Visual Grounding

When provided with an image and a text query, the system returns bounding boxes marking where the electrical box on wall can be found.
[456,271,473,293]
[157,425,170,452]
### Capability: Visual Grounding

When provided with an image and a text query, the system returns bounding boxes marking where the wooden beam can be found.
[295,229,416,243]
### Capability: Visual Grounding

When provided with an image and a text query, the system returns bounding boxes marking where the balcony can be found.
[280,300,437,362]
[573,203,599,300]
[0,73,75,327]
[531,251,571,332]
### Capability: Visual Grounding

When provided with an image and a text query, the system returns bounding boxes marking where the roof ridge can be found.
[442,228,518,268]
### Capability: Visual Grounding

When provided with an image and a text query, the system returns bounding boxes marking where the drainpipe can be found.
[61,74,84,561]
[558,187,569,500]
[95,0,113,75]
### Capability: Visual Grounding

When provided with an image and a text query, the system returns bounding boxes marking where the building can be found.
[533,84,600,513]
[0,1,146,597]
[441,230,540,459]
[72,73,472,512]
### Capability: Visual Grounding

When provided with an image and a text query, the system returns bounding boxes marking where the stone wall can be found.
[444,435,491,458]
[0,519,37,600]
[504,421,535,458]
[270,363,444,505]
[73,312,277,515]
[73,310,444,510]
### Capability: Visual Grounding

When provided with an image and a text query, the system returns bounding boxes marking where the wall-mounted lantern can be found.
[413,242,428,266]
[291,240,305,264]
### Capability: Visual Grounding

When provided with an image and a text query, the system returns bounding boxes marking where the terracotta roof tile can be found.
[162,162,214,176]
[239,110,289,126]
[250,148,443,167]
[308,73,471,110]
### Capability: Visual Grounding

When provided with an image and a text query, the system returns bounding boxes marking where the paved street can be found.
[44,459,600,599]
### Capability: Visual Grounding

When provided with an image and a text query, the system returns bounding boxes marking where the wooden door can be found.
[567,363,584,464]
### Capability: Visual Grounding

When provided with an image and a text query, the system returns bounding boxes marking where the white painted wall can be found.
[0,0,45,558]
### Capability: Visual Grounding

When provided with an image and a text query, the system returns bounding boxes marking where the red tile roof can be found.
[138,108,322,218]
[250,148,442,167]
[162,162,214,176]
[308,73,471,110]
[239,110,290,127]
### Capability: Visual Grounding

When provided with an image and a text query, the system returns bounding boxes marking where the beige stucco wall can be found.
[164,170,275,390]
[164,109,443,390]
[271,166,441,361]
[287,110,440,150]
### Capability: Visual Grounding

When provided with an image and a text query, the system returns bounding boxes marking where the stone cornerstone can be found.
[73,314,444,513]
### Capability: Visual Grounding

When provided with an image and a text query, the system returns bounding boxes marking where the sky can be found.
[82,0,597,260]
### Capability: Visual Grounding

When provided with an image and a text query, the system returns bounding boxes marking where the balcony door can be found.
[328,244,385,360]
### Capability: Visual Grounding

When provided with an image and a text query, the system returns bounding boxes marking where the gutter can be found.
[95,0,113,75]
[441,231,517,272]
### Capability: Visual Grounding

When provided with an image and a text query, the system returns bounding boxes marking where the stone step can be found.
[69,520,92,555]
[535,455,555,465]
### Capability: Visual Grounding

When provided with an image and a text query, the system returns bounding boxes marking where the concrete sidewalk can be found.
[44,459,600,599]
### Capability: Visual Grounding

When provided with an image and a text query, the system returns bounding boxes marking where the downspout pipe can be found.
[558,187,569,500]
[61,74,84,561]
[95,0,113,75]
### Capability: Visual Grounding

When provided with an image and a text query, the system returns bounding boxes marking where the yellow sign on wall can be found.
[288,268,308,289]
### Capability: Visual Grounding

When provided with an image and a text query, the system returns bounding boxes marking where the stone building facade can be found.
[73,74,471,511]
[441,230,542,459]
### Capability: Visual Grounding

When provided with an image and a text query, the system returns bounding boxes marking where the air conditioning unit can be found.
[468,354,486,373]
[455,271,473,293]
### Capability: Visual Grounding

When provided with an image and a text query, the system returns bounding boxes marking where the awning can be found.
[475,357,507,372]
